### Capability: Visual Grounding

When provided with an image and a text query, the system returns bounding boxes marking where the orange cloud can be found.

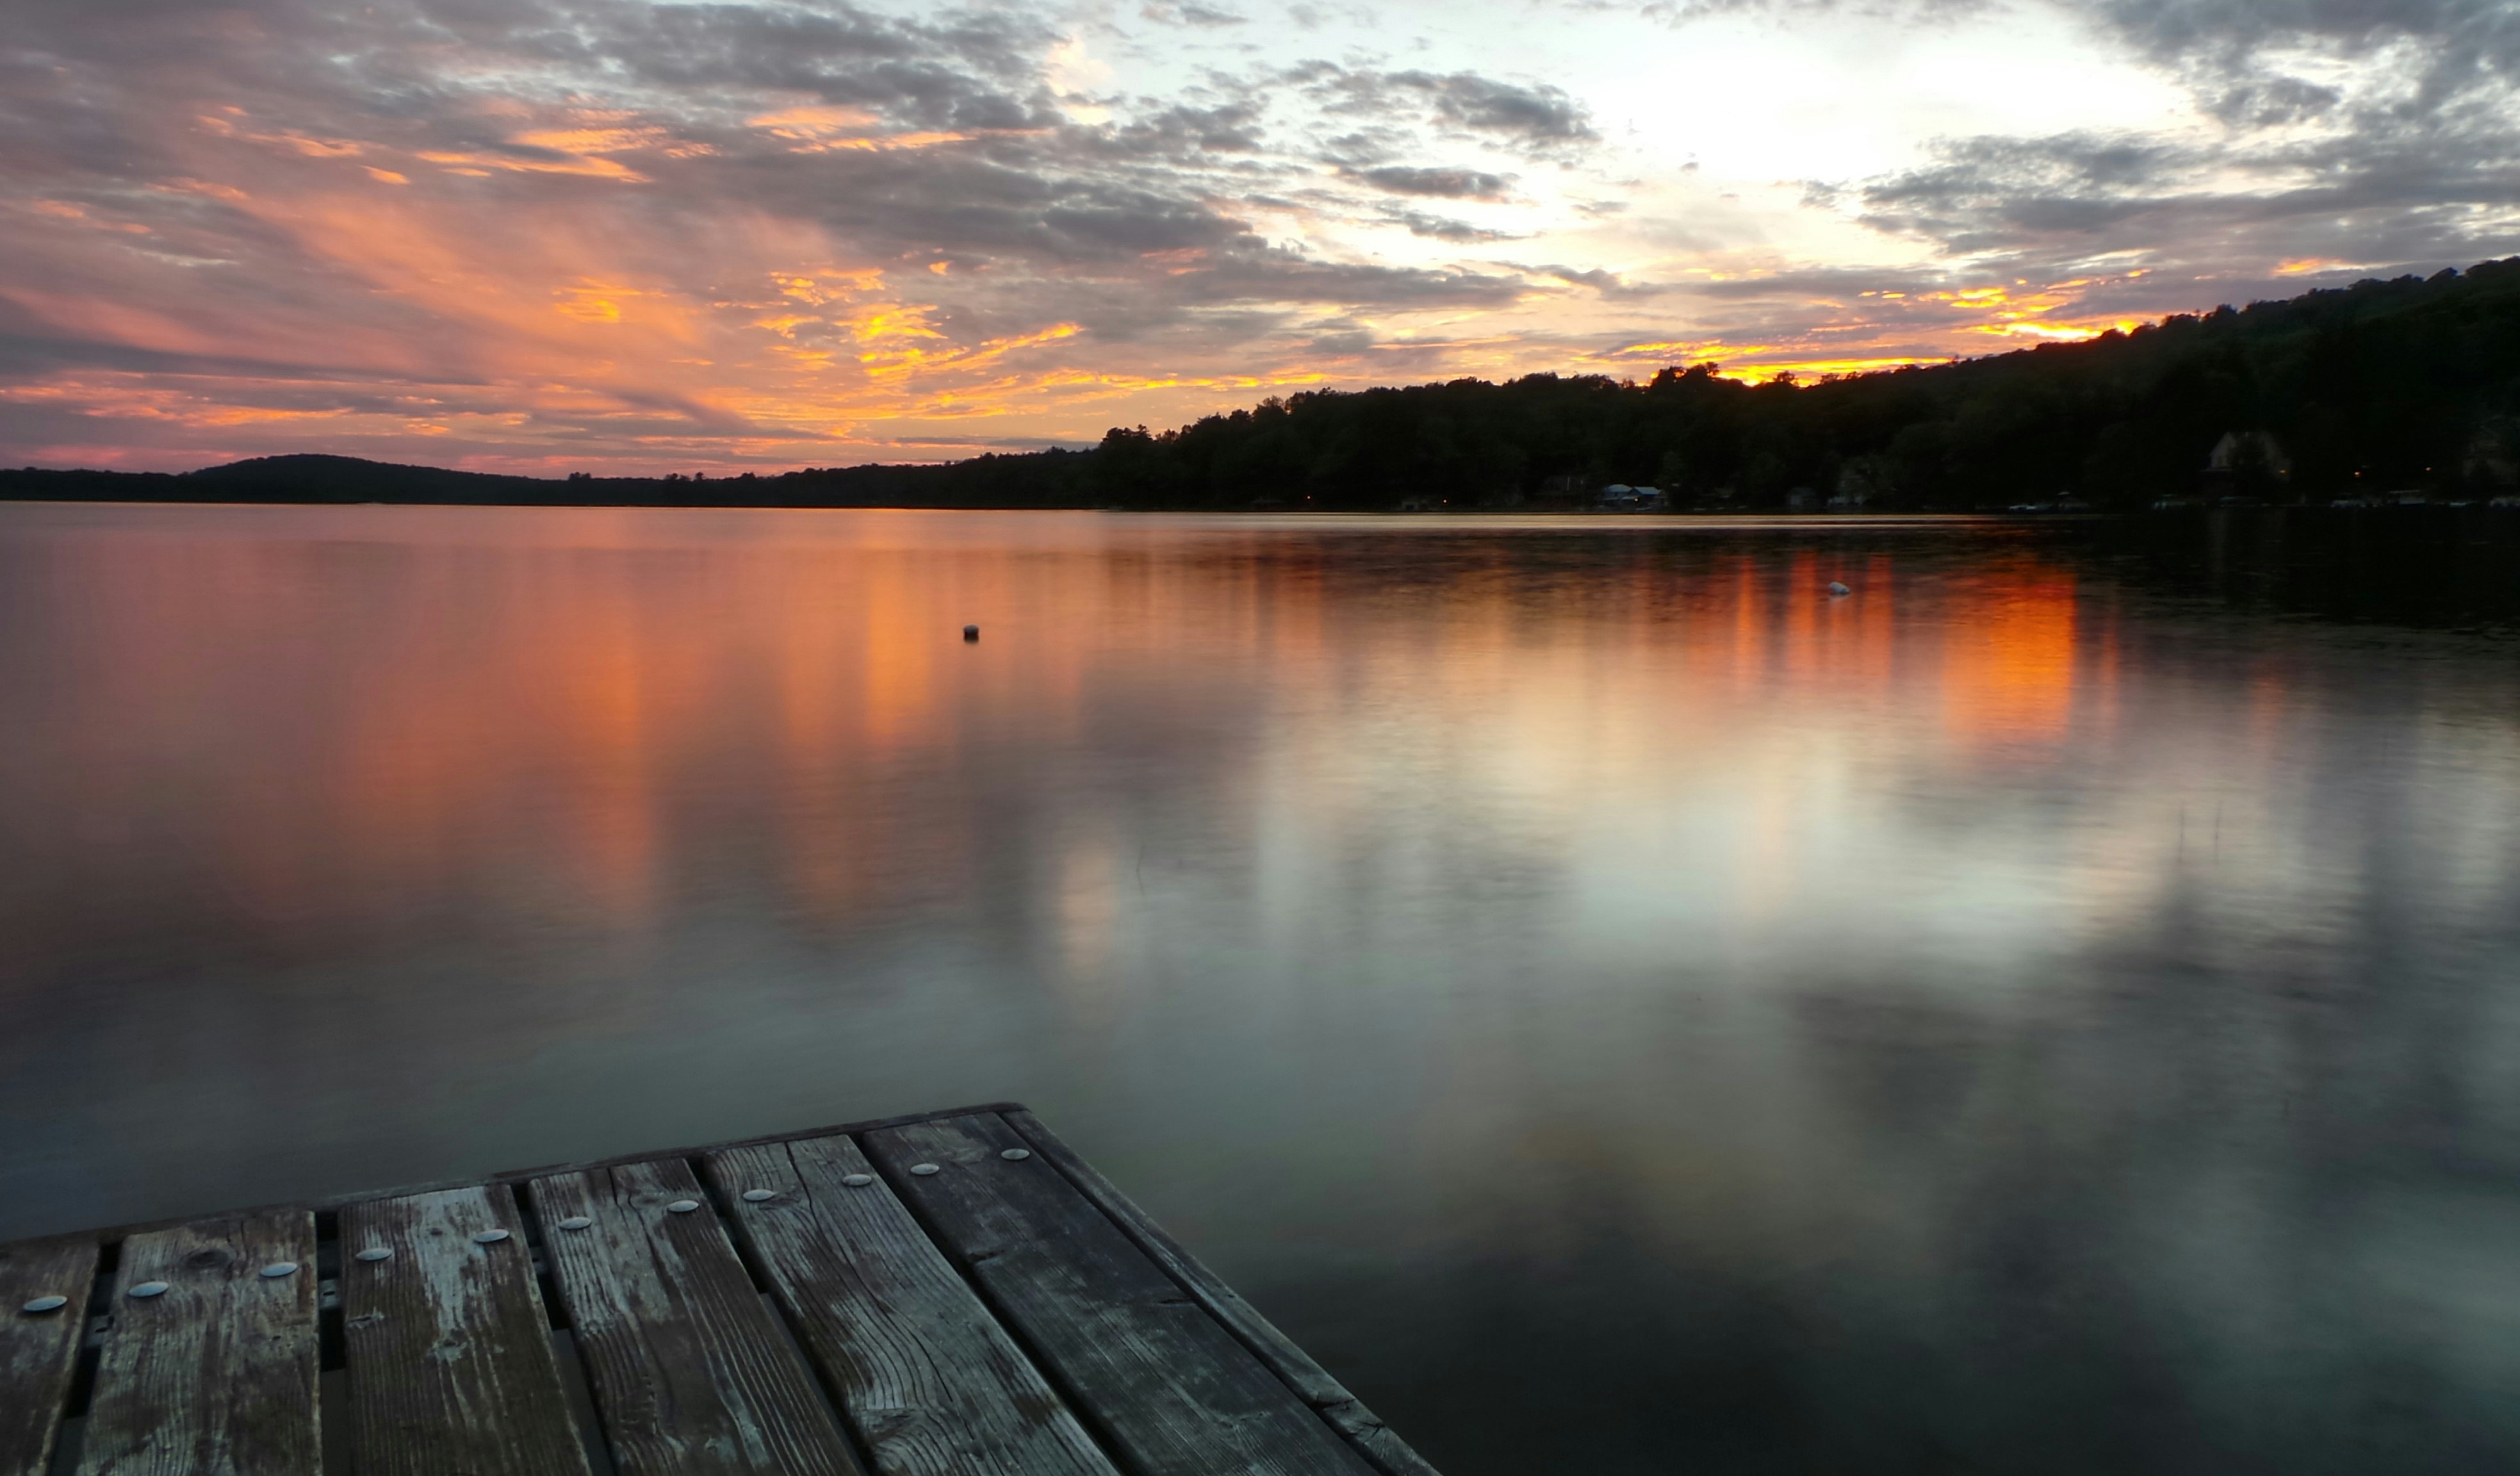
[415,150,649,181]
[743,104,979,152]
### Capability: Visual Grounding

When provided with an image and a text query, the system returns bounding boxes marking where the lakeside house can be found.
[2205,430,2292,498]
[1597,484,1664,509]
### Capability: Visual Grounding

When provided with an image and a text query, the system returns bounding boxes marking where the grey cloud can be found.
[1348,165,1512,199]
[1849,117,2520,270]
[2086,0,2520,79]
[559,1,1063,130]
[0,296,433,386]
[1041,195,1249,254]
[1640,0,2520,281]
[1632,0,1993,25]
[1393,70,1596,144]
[1532,264,1651,297]
[2203,73,2342,128]
[1290,63,1599,154]
[1817,0,2520,280]
[1857,131,2196,228]
[1304,320,1377,354]
[1092,102,1268,158]
[1141,1,1248,24]
[1381,209,1523,242]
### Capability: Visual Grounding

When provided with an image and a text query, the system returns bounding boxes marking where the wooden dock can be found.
[0,1103,1437,1476]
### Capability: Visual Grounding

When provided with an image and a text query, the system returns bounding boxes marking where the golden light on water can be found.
[1,512,2124,951]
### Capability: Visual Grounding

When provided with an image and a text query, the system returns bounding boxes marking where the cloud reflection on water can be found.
[3,506,2519,1472]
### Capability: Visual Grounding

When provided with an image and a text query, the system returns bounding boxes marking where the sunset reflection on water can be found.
[4,504,2519,1475]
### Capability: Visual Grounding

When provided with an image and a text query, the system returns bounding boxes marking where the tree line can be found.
[1061,256,2520,511]
[9,256,2519,511]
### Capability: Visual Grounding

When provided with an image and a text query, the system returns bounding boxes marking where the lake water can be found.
[4,503,2519,1473]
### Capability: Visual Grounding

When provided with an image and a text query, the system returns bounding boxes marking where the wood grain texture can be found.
[527,1159,861,1476]
[863,1115,1374,1476]
[703,1135,1118,1476]
[1001,1111,1441,1476]
[0,1234,100,1476]
[338,1185,591,1476]
[76,1211,320,1476]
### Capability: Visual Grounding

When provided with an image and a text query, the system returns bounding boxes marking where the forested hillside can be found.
[1075,256,2520,511]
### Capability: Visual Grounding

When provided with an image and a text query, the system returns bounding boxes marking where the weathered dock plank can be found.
[76,1210,320,1476]
[528,1158,863,1476]
[865,1113,1375,1476]
[1002,1111,1439,1476]
[0,1234,100,1476]
[338,1185,591,1476]
[704,1134,1119,1476]
[1,1103,1440,1476]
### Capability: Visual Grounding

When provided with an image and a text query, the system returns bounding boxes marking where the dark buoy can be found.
[963,624,980,641]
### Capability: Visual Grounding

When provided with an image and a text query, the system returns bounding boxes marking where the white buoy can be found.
[1826,581,1851,598]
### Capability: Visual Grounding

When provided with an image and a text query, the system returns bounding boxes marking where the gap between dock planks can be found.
[0,1104,1440,1476]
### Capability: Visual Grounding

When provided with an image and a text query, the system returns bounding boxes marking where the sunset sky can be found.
[6,0,2517,473]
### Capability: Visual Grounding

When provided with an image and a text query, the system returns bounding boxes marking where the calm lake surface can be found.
[5,503,2519,1473]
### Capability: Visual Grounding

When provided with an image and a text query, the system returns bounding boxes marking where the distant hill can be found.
[0,450,1092,511]
[184,454,555,502]
[10,258,2520,512]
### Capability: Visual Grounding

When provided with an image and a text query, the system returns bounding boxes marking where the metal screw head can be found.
[666,1199,701,1214]
[354,1248,393,1263]
[260,1261,300,1279]
[22,1295,67,1314]
[840,1173,875,1188]
[740,1189,777,1202]
[471,1229,510,1245]
[1000,1148,1032,1161]
[909,1163,941,1176]
[129,1281,170,1298]
[556,1217,593,1231]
